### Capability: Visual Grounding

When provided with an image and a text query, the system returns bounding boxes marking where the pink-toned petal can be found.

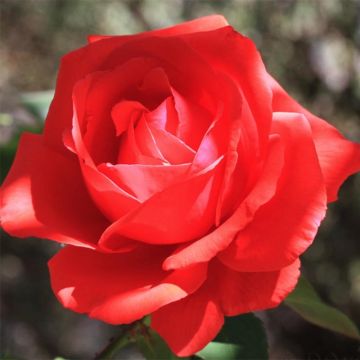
[269,75,360,202]
[99,157,224,250]
[147,96,179,135]
[117,118,165,165]
[220,112,327,272]
[172,88,212,149]
[151,285,224,357]
[0,133,108,247]
[189,119,223,172]
[98,162,190,202]
[133,116,168,163]
[148,124,196,165]
[49,245,207,324]
[163,135,284,271]
[189,72,244,173]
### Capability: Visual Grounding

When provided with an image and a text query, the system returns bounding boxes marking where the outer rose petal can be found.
[44,21,224,152]
[269,76,360,202]
[49,245,207,324]
[183,26,272,158]
[220,113,327,272]
[215,259,301,316]
[0,133,108,247]
[152,258,300,356]
[151,285,224,357]
[88,15,229,43]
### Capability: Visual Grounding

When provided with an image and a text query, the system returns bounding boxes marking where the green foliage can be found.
[20,90,54,124]
[0,90,51,184]
[197,313,268,360]
[285,276,360,340]
[100,315,268,360]
[135,327,186,360]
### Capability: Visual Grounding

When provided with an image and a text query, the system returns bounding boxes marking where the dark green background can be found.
[1,0,359,359]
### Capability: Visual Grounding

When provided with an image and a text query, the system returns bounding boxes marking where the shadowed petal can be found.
[1,133,108,247]
[49,245,207,324]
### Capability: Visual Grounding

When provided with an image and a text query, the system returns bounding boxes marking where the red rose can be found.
[1,15,360,356]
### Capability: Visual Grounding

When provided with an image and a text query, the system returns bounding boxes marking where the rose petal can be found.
[111,100,147,136]
[0,133,108,247]
[163,134,284,271]
[88,15,228,43]
[102,36,220,116]
[220,112,327,272]
[152,256,300,357]
[183,27,272,158]
[44,17,228,152]
[117,118,165,165]
[44,42,133,152]
[147,96,179,136]
[133,116,168,163]
[99,156,224,249]
[98,162,190,202]
[148,124,196,164]
[215,259,301,316]
[190,118,223,172]
[49,245,207,324]
[151,285,224,357]
[212,73,260,224]
[269,75,360,202]
[189,73,246,173]
[172,88,212,149]
[72,77,141,221]
[74,59,160,165]
[138,67,172,109]
[148,14,228,35]
[79,164,141,221]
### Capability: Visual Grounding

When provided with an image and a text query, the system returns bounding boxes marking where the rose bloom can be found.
[1,15,360,356]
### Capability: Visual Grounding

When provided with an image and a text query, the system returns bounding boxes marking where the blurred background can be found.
[1,0,360,359]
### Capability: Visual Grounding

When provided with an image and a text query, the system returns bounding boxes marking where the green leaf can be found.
[197,313,268,360]
[21,90,54,122]
[136,327,188,360]
[196,343,242,360]
[285,276,360,340]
